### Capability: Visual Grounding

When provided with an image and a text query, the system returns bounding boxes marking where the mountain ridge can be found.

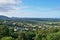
[0,15,60,22]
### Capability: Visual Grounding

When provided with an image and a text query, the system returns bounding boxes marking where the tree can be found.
[47,32,60,40]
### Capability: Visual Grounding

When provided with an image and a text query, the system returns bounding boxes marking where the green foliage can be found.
[1,37,13,40]
[0,20,60,40]
[47,32,60,40]
[0,25,6,38]
[25,31,36,40]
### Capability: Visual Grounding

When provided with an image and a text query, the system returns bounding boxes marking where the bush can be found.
[1,37,13,40]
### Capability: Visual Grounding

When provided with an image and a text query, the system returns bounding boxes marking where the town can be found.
[0,19,60,40]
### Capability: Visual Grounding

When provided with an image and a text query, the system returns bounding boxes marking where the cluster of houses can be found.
[1,21,59,32]
[13,24,50,32]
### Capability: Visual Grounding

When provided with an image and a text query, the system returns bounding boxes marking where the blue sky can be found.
[0,0,60,18]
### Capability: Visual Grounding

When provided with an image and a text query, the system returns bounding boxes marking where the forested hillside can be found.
[0,19,60,40]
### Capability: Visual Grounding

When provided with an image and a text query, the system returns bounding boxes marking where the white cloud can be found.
[0,0,15,4]
[0,0,22,4]
[0,0,22,17]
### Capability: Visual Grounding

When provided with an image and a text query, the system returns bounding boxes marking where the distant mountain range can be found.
[0,15,60,22]
[0,15,11,20]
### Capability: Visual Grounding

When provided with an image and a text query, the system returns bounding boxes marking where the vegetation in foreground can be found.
[0,20,60,40]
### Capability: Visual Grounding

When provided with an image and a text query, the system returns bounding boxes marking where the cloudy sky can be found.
[0,0,60,18]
